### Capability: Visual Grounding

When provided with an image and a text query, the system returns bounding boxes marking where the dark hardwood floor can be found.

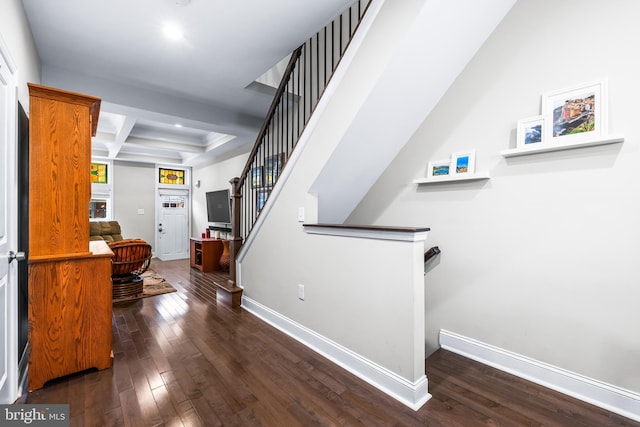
[25,259,639,426]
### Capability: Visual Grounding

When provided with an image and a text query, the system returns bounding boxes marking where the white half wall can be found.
[243,277,430,410]
[240,223,430,409]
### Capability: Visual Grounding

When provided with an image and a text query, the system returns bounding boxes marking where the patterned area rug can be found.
[112,269,177,304]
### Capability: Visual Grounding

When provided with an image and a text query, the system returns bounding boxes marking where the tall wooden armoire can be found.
[27,83,113,391]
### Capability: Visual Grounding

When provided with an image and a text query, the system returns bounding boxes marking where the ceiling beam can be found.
[108,116,136,159]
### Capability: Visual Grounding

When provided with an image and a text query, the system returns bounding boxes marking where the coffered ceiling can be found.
[21,0,355,166]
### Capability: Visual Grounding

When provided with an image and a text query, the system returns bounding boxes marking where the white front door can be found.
[0,39,19,404]
[157,192,189,261]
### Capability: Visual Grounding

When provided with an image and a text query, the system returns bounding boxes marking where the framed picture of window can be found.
[541,79,607,145]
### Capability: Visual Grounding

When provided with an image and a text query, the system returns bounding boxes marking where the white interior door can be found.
[157,191,189,261]
[0,38,19,404]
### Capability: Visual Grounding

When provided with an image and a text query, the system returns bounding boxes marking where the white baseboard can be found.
[242,296,431,410]
[439,329,640,422]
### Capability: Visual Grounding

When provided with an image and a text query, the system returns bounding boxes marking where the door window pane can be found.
[161,196,185,208]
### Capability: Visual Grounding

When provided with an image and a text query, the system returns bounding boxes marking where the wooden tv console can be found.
[190,237,225,272]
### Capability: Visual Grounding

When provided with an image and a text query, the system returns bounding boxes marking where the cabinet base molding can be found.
[28,247,113,391]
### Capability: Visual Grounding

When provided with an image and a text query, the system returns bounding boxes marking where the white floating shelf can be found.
[413,172,491,184]
[500,133,624,158]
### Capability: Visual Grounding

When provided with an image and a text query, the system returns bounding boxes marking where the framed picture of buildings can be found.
[541,79,607,145]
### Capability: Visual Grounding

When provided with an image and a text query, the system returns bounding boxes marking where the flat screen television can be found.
[206,189,231,224]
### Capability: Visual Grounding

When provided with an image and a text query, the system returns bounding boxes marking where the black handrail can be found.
[235,46,304,191]
[424,246,441,263]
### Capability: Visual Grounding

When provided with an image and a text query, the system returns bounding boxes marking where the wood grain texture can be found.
[28,253,113,391]
[27,84,111,392]
[27,83,99,257]
[26,259,640,426]
[27,83,101,135]
[189,238,223,272]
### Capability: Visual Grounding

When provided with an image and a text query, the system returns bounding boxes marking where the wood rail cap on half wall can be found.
[303,224,430,242]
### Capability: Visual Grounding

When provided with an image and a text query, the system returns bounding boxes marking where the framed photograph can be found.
[265,153,285,187]
[541,79,607,144]
[256,188,270,211]
[452,151,476,175]
[517,115,545,148]
[427,159,452,179]
[251,166,263,188]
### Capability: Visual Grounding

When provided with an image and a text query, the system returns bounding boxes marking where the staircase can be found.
[225,0,372,289]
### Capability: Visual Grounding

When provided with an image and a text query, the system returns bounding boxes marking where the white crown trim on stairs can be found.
[439,329,640,422]
[242,296,431,411]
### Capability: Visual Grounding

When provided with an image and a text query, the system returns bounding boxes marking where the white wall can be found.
[113,162,157,247]
[0,0,41,105]
[108,155,250,251]
[311,0,516,223]
[191,152,249,237]
[242,226,431,407]
[349,0,640,394]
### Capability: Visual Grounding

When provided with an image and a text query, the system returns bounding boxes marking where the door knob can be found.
[8,251,26,263]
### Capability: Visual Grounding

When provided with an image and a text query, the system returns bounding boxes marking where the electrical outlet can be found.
[298,284,305,300]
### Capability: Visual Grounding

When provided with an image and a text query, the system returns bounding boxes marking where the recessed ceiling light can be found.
[174,124,183,128]
[163,23,183,40]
